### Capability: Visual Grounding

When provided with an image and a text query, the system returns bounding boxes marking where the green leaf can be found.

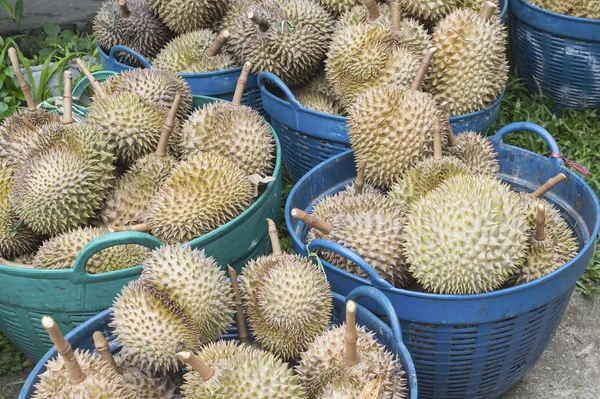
[0,103,8,114]
[43,22,61,37]
[3,96,12,103]
[14,0,23,24]
[0,0,14,19]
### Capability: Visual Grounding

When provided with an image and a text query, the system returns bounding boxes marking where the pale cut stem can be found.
[206,31,230,57]
[155,93,181,157]
[0,258,33,268]
[118,0,131,18]
[345,301,359,367]
[42,316,87,385]
[433,119,442,160]
[228,266,251,345]
[391,0,401,31]
[76,58,106,98]
[535,204,547,241]
[267,218,282,256]
[411,48,436,91]
[446,122,459,147]
[111,223,151,232]
[92,331,120,373]
[63,71,74,125]
[354,161,367,195]
[247,11,270,31]
[290,208,332,235]
[363,0,380,21]
[530,173,567,199]
[479,1,497,21]
[232,62,252,107]
[8,47,36,111]
[177,352,215,381]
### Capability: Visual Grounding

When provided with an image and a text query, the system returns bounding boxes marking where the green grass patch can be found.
[0,332,31,375]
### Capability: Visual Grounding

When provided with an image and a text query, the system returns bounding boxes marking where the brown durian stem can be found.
[8,47,36,111]
[345,300,359,367]
[433,119,442,160]
[535,204,547,241]
[479,1,497,21]
[76,58,106,98]
[530,173,567,199]
[354,161,367,195]
[391,0,401,31]
[206,30,230,57]
[155,93,181,157]
[363,0,380,21]
[111,223,151,232]
[247,11,270,31]
[62,71,74,125]
[266,218,282,256]
[42,316,87,385]
[118,0,131,18]
[290,208,333,234]
[177,352,215,381]
[232,62,252,107]
[228,266,251,345]
[92,331,120,373]
[446,122,459,147]
[411,48,436,91]
[0,258,33,268]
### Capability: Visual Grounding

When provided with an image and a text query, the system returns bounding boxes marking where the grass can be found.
[0,332,31,375]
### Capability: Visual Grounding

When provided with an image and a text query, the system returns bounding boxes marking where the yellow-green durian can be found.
[293,89,345,114]
[528,0,600,18]
[147,0,228,34]
[443,131,500,176]
[318,0,362,16]
[402,0,457,23]
[335,2,392,29]
[113,355,178,399]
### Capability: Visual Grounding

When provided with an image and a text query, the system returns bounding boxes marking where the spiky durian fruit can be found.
[111,279,201,376]
[293,87,345,115]
[403,174,530,294]
[32,227,147,273]
[152,29,236,74]
[393,18,431,57]
[225,0,335,86]
[94,0,173,67]
[113,355,178,399]
[402,0,457,23]
[319,382,361,398]
[318,0,362,16]
[148,152,255,243]
[428,4,508,116]
[147,0,228,33]
[528,0,600,18]
[443,130,500,176]
[335,1,392,29]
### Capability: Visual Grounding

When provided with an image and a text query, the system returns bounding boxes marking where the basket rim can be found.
[512,0,600,23]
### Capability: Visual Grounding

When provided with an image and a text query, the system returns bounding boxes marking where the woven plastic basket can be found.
[285,122,600,399]
[510,0,600,113]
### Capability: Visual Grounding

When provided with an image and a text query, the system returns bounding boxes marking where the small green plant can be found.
[0,332,31,375]
[0,0,24,25]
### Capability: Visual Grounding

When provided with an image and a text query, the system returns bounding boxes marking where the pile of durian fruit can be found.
[0,50,276,272]
[527,0,600,19]
[32,221,408,398]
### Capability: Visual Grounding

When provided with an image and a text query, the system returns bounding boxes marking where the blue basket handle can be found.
[308,239,394,290]
[489,122,563,169]
[108,45,153,69]
[72,70,118,101]
[257,72,302,110]
[346,286,402,341]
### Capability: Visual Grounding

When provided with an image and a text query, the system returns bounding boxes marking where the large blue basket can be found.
[258,72,504,183]
[510,0,600,113]
[20,286,418,399]
[285,122,600,399]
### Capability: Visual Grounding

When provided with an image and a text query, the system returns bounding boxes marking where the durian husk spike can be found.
[8,47,36,111]
[391,0,401,31]
[530,173,567,199]
[21,117,38,132]
[345,300,359,367]
[411,48,436,91]
[63,71,74,125]
[0,258,33,268]
[206,30,230,57]
[111,223,151,232]
[354,160,367,195]
[177,351,215,381]
[363,0,380,21]
[228,266,251,345]
[479,1,497,21]
[433,119,442,160]
[42,316,87,385]
[360,377,383,399]
[232,62,252,107]
[290,208,333,235]
[267,218,282,256]
[118,0,131,18]
[535,204,547,241]
[76,58,106,98]
[92,331,120,373]
[247,11,270,31]
[155,92,181,157]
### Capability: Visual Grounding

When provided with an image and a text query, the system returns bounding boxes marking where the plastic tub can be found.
[285,122,600,398]
[20,286,418,399]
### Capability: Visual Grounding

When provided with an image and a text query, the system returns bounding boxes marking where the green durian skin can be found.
[528,0,600,18]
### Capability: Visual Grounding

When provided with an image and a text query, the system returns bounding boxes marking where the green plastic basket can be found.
[0,76,283,361]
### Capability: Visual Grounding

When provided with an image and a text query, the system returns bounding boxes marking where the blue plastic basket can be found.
[285,122,600,399]
[20,286,418,399]
[98,45,265,116]
[258,72,504,183]
[510,0,600,113]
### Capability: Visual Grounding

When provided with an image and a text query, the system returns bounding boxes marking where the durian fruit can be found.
[318,0,362,16]
[402,0,457,23]
[152,29,236,74]
[11,72,116,236]
[32,227,148,273]
[240,219,332,360]
[403,174,530,294]
[528,0,600,19]
[442,125,500,176]
[225,0,335,86]
[32,316,136,399]
[101,94,181,227]
[335,0,393,29]
[179,63,275,176]
[177,343,307,398]
[428,2,508,116]
[296,301,407,399]
[147,0,228,34]
[293,71,345,115]
[94,0,173,67]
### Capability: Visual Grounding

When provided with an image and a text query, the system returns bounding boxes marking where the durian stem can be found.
[177,352,215,381]
[155,93,181,157]
[479,1,497,21]
[411,48,436,91]
[42,316,87,385]
[391,0,402,31]
[363,0,380,21]
[344,300,359,367]
[63,71,74,125]
[228,266,251,345]
[354,161,367,195]
[232,62,252,107]
[535,204,547,241]
[76,58,107,98]
[21,117,38,132]
[247,11,270,31]
[92,331,120,374]
[118,0,131,18]
[206,31,230,57]
[446,122,459,147]
[0,258,33,268]
[111,223,151,232]
[290,208,332,235]
[530,173,567,199]
[433,119,442,160]
[266,218,282,256]
[8,47,36,111]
